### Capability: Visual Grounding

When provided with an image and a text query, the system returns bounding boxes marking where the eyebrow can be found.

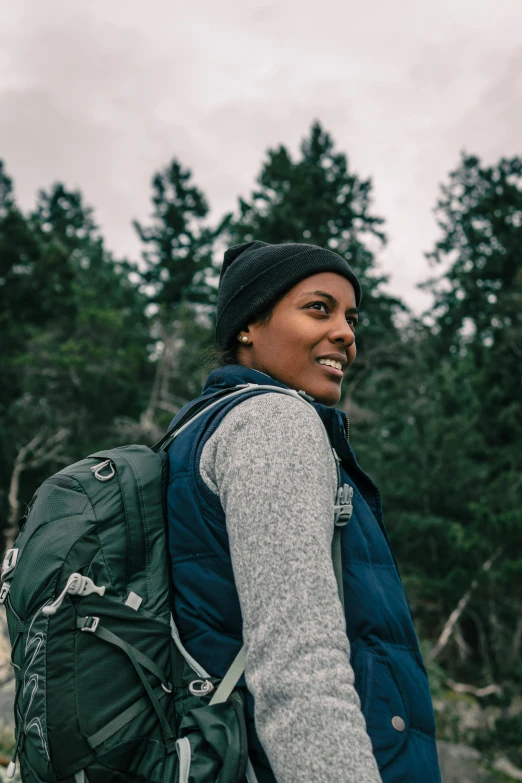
[300,290,359,314]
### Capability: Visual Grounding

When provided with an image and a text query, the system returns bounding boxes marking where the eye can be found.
[306,301,329,313]
[307,302,359,327]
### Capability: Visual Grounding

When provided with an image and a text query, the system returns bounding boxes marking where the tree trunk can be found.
[4,429,69,551]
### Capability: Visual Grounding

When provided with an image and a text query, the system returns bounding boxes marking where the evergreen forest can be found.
[1,122,521,769]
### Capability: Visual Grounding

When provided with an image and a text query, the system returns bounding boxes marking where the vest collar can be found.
[202,364,383,524]
[202,364,351,458]
[203,364,288,394]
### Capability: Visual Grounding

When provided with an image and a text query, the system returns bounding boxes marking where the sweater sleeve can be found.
[199,392,381,783]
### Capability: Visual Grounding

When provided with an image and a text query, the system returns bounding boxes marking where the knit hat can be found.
[215,240,361,349]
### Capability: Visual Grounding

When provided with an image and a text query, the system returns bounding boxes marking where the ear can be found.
[237,325,254,344]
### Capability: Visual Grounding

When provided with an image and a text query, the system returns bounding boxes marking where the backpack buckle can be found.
[1,549,19,579]
[80,616,100,633]
[0,583,10,605]
[334,484,353,526]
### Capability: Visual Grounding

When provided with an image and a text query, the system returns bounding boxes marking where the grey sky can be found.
[1,0,521,312]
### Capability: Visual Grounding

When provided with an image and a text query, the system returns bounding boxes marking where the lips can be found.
[316,361,343,379]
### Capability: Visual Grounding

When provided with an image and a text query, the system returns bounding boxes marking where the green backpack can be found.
[1,382,347,783]
[0,385,276,783]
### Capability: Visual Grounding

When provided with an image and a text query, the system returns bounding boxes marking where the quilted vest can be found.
[167,365,441,783]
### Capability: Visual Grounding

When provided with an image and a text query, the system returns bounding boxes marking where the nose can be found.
[330,315,356,349]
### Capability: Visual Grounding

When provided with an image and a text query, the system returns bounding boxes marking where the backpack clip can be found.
[1,549,19,579]
[91,459,115,482]
[334,484,354,526]
[297,389,315,402]
[189,679,215,696]
[80,616,100,633]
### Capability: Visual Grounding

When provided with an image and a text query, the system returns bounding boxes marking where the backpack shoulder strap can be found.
[188,383,348,711]
[154,383,314,453]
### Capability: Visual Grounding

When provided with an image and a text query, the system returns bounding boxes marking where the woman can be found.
[167,241,441,783]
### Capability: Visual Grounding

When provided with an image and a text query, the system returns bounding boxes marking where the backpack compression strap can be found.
[207,526,344,707]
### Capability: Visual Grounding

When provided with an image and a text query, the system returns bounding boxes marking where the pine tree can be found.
[134,159,228,312]
[410,153,522,693]
[226,122,405,382]
[0,176,152,544]
[426,153,522,479]
[132,159,229,431]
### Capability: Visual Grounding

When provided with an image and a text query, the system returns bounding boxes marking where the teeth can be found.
[318,359,343,371]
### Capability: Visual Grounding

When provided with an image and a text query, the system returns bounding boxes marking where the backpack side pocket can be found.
[177,692,248,783]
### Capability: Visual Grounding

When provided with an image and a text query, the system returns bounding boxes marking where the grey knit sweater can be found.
[199,392,382,783]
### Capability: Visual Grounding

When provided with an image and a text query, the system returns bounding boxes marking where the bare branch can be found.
[466,607,493,679]
[157,401,181,415]
[493,756,522,781]
[510,615,522,666]
[446,679,502,698]
[4,428,70,550]
[429,547,502,661]
[454,623,472,661]
[26,428,69,468]
[140,325,181,438]
[6,429,47,536]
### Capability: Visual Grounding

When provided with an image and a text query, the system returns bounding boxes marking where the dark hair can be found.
[202,299,277,370]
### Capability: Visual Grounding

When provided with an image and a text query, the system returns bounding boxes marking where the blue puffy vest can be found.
[167,365,441,783]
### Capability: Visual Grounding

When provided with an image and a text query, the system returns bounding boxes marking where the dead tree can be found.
[429,547,502,661]
[4,428,69,550]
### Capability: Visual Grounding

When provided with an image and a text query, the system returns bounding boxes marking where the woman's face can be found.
[237,272,358,406]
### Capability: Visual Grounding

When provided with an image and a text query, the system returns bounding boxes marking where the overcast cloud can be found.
[1,0,521,312]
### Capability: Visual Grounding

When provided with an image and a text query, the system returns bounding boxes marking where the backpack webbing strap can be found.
[87,685,167,749]
[208,645,247,706]
[76,618,172,688]
[152,386,249,453]
[77,618,175,749]
[332,526,345,610]
[170,614,210,680]
[208,527,345,706]
[157,383,315,454]
[246,758,259,783]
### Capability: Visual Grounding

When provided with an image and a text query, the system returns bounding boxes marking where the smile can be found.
[316,360,344,379]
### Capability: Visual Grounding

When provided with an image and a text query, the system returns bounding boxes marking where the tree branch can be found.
[454,623,472,661]
[493,756,522,781]
[140,324,181,438]
[4,428,69,550]
[446,679,501,698]
[429,547,502,661]
[510,615,522,666]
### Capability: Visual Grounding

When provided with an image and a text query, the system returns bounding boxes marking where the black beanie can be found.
[215,240,361,349]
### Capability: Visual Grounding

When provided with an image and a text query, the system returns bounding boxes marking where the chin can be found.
[309,383,342,407]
